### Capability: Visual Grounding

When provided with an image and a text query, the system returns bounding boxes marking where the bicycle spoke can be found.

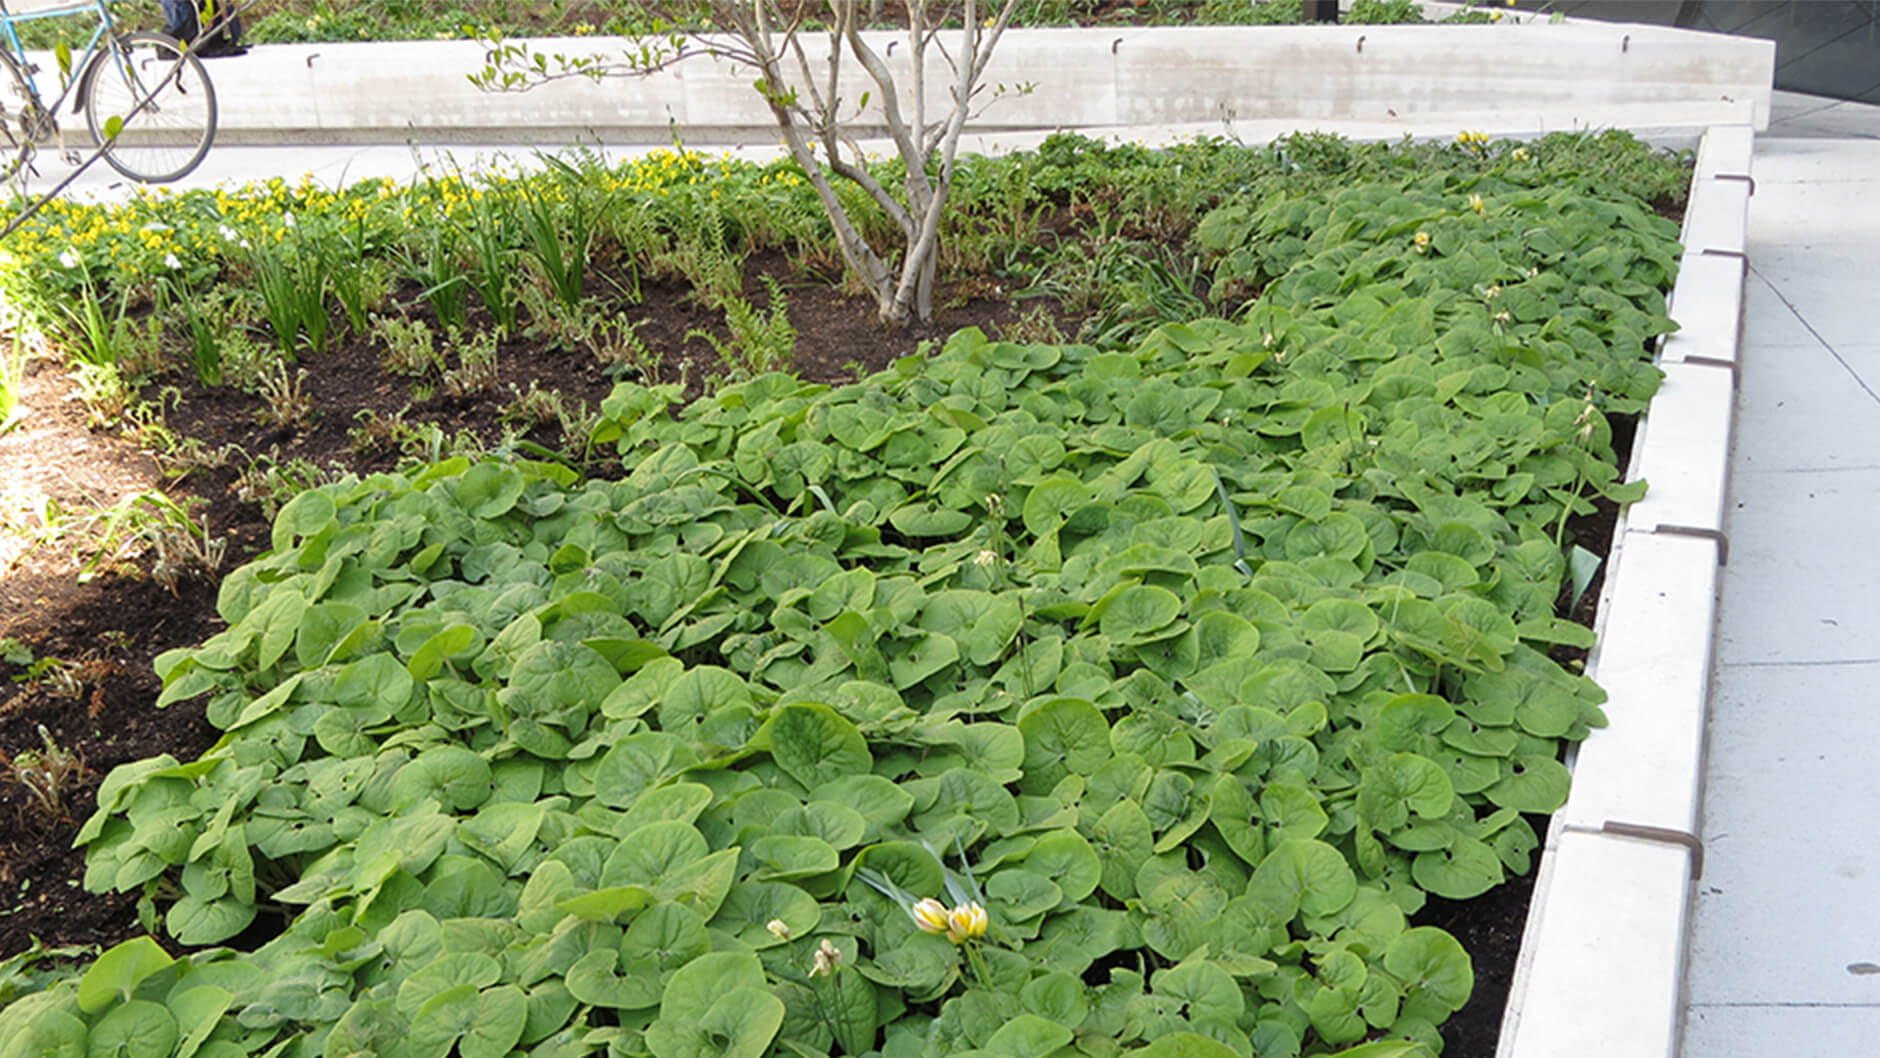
[85,33,217,184]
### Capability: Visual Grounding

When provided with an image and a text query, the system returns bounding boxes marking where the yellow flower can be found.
[911,898,950,935]
[1413,230,1431,253]
[1511,146,1531,162]
[946,902,987,944]
[1469,193,1484,214]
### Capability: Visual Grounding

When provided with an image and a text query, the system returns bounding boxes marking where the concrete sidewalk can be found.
[1679,134,1880,1052]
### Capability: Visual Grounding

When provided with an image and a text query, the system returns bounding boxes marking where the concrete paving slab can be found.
[1739,266,1880,400]
[1741,267,1827,349]
[1749,252,1880,353]
[1713,467,1880,665]
[1678,129,1880,1056]
[1732,340,1880,472]
[1753,134,1880,179]
[1684,1005,1880,1058]
[1766,89,1880,141]
[1687,660,1880,1006]
[1746,182,1880,250]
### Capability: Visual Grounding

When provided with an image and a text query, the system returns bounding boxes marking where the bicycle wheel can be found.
[0,49,52,185]
[81,32,216,184]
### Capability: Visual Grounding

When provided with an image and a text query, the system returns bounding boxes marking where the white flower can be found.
[809,938,842,977]
[911,898,951,935]
[164,253,181,270]
[765,919,792,940]
[58,249,81,269]
[283,212,296,228]
[218,224,238,241]
[974,549,999,569]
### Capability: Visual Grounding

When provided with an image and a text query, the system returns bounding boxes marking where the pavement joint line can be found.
[1690,1002,1880,1009]
[1747,265,1880,408]
[1731,464,1880,475]
[1718,657,1880,669]
[1755,176,1880,184]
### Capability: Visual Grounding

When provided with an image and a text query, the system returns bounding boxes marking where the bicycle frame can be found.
[0,0,125,118]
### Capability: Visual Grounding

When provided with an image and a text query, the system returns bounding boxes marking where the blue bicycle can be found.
[0,0,215,184]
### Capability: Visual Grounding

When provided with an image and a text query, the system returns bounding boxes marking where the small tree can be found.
[478,1,1024,327]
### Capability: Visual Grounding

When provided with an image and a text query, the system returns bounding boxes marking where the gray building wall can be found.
[1528,1,1880,102]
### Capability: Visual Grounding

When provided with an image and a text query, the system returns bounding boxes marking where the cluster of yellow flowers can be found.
[402,173,483,225]
[7,145,820,298]
[4,199,137,271]
[910,897,988,945]
[1456,129,1492,150]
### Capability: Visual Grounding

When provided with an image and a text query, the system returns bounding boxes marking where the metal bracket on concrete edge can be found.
[1649,523,1728,564]
[1563,821,1706,879]
[1677,355,1740,389]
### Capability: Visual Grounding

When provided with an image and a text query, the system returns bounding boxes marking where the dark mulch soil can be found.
[0,255,1620,1058]
[1415,866,1538,1056]
[0,265,1034,957]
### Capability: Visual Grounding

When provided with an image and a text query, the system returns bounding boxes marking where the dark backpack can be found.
[162,0,245,56]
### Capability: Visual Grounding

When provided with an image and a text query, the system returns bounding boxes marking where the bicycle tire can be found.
[0,48,48,185]
[81,31,216,184]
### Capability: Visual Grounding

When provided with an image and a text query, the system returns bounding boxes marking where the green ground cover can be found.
[0,0,1516,49]
[0,130,1684,1058]
[228,1,1507,46]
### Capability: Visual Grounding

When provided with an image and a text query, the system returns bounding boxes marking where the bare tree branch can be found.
[477,0,1027,325]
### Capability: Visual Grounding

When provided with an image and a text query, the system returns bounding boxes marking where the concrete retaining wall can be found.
[185,22,1771,144]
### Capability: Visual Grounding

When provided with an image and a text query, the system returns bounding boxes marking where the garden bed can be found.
[0,130,1689,1057]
